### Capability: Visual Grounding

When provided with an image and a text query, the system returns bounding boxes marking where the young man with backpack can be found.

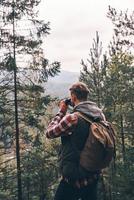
[46,82,115,200]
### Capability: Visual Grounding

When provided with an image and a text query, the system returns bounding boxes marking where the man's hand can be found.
[59,100,68,114]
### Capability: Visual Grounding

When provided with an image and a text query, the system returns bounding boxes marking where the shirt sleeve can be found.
[46,111,78,139]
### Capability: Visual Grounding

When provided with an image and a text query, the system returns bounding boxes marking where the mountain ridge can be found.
[45,70,80,98]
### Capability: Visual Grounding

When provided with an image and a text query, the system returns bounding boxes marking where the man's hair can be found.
[69,82,90,101]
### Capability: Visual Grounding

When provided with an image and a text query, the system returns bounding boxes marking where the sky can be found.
[39,0,134,72]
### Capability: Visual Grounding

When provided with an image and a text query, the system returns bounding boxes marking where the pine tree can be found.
[80,7,134,200]
[0,0,60,199]
[80,31,105,107]
[105,7,134,200]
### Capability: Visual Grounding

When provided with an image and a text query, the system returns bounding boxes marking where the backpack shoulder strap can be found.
[75,111,93,124]
[69,112,92,159]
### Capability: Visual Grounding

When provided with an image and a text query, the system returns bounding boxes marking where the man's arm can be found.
[46,111,78,139]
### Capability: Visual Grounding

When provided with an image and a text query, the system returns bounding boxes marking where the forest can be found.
[0,1,133,200]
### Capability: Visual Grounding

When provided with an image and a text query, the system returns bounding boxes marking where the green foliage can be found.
[0,3,133,200]
[80,7,134,200]
[21,138,59,200]
[0,0,60,199]
[80,31,104,106]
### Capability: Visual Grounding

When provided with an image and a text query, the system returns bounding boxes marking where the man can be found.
[46,82,105,200]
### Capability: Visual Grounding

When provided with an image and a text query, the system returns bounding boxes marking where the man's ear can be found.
[71,93,77,102]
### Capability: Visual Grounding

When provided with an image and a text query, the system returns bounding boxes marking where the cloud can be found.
[39,0,134,72]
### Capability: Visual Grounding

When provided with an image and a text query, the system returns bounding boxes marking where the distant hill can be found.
[45,70,80,98]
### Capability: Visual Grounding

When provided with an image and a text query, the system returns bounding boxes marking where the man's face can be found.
[70,92,76,105]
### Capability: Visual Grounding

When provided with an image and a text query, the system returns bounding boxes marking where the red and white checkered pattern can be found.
[46,111,78,138]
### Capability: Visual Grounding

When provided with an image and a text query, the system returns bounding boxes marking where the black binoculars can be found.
[63,98,74,107]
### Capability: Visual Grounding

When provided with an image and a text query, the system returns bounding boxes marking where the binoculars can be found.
[63,98,74,107]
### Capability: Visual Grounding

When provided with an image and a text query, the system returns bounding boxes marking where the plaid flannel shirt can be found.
[46,110,78,139]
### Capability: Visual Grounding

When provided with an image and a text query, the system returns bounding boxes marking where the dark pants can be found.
[54,179,98,200]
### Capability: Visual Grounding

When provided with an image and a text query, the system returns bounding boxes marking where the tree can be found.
[105,7,134,200]
[80,31,105,107]
[0,0,60,199]
[80,7,134,200]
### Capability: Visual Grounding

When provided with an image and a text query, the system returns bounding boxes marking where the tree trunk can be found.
[120,114,125,163]
[12,1,22,199]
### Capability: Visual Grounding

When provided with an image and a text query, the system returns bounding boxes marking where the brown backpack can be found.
[76,112,116,171]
